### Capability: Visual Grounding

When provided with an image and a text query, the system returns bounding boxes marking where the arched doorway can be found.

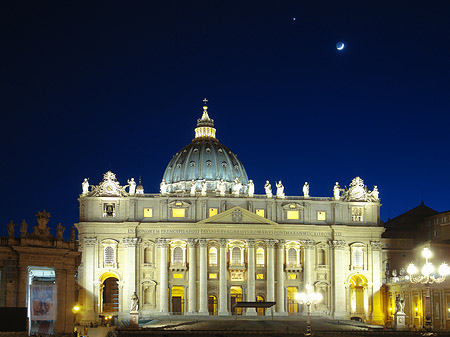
[256,295,265,316]
[171,286,184,314]
[208,295,217,315]
[100,273,119,313]
[230,286,243,315]
[349,274,368,320]
[287,286,299,315]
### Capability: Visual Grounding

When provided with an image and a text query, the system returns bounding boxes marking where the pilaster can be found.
[198,238,208,314]
[246,239,256,315]
[187,239,197,314]
[218,239,228,315]
[157,238,169,314]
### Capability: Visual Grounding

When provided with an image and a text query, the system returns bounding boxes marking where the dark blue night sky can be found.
[1,1,449,239]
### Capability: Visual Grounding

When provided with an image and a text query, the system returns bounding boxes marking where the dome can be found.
[162,102,249,194]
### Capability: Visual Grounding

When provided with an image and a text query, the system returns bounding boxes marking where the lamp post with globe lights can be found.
[407,247,450,330]
[295,284,322,336]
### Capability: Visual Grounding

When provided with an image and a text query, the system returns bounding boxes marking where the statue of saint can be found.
[70,226,76,242]
[190,180,196,196]
[7,220,15,237]
[56,223,65,240]
[160,179,167,195]
[248,180,254,197]
[233,177,241,196]
[218,179,226,196]
[395,294,405,314]
[333,182,340,200]
[276,181,285,198]
[371,185,379,200]
[20,220,28,237]
[303,182,310,198]
[128,178,137,195]
[201,180,207,196]
[130,292,139,312]
[264,181,272,198]
[82,178,89,195]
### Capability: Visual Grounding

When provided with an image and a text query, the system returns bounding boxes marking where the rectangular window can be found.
[209,208,218,217]
[144,208,153,218]
[209,273,217,279]
[173,273,183,279]
[172,208,185,218]
[352,207,363,222]
[256,209,265,217]
[288,274,297,280]
[287,210,299,220]
[317,211,326,221]
[256,274,264,280]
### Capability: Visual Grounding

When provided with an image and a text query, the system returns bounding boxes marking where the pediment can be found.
[198,206,277,226]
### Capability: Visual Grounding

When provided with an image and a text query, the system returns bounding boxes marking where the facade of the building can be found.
[0,211,80,334]
[76,103,385,325]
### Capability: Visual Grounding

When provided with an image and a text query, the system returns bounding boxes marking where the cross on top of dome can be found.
[195,98,216,139]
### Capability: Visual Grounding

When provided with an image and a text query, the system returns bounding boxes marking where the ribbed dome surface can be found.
[162,102,248,193]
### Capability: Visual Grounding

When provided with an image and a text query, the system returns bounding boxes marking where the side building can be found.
[76,103,385,325]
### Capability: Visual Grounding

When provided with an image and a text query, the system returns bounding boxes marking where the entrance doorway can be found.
[256,295,265,316]
[287,286,299,315]
[230,286,243,315]
[208,295,217,315]
[28,267,56,335]
[349,274,367,319]
[171,286,184,315]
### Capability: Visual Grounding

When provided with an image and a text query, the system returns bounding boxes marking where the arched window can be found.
[209,247,218,266]
[287,248,298,266]
[256,247,265,266]
[317,248,326,266]
[231,247,241,265]
[353,247,363,268]
[104,246,115,265]
[173,247,184,265]
[144,247,153,264]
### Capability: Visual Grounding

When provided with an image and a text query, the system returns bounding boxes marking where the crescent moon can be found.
[336,42,345,50]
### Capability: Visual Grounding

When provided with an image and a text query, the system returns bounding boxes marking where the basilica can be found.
[76,102,385,325]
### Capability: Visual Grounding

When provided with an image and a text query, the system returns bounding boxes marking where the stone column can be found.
[246,239,256,315]
[331,240,346,319]
[276,240,286,314]
[123,238,140,316]
[370,241,384,324]
[157,238,169,314]
[218,239,228,315]
[16,266,28,307]
[83,237,97,322]
[187,239,197,314]
[54,268,67,333]
[266,240,276,304]
[199,238,209,314]
[303,240,315,287]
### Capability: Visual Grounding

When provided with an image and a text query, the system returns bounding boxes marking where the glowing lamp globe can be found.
[422,248,432,259]
[407,263,418,275]
[439,262,450,277]
[422,262,434,276]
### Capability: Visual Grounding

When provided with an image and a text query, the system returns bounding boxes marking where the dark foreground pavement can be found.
[102,317,450,337]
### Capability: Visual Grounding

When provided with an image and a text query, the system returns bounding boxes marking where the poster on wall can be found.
[30,284,56,321]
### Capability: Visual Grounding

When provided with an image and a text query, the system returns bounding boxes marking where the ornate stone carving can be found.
[303,240,315,248]
[247,239,255,248]
[20,220,28,238]
[123,238,141,247]
[84,237,97,246]
[187,238,197,247]
[231,209,243,223]
[218,238,228,248]
[266,239,277,248]
[87,171,128,197]
[198,238,208,247]
[32,210,52,239]
[276,181,285,199]
[7,220,16,237]
[276,239,285,248]
[156,238,169,248]
[264,181,272,198]
[340,176,379,202]
[330,240,346,250]
[370,241,382,251]
[56,223,65,240]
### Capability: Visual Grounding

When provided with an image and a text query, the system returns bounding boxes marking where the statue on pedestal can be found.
[82,178,89,195]
[395,294,405,314]
[190,180,196,196]
[303,182,310,198]
[233,177,241,196]
[201,180,207,196]
[276,181,285,198]
[130,292,139,312]
[56,223,65,240]
[218,179,226,196]
[333,182,340,200]
[7,220,15,237]
[20,220,28,237]
[160,179,167,195]
[128,178,137,195]
[264,181,272,198]
[248,180,254,197]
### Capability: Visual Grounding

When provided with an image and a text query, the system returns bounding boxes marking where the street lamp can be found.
[407,248,450,329]
[295,284,323,336]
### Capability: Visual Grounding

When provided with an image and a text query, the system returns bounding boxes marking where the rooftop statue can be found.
[233,177,242,196]
[303,182,310,198]
[333,182,341,200]
[218,179,226,196]
[82,178,89,195]
[128,178,137,195]
[248,180,254,197]
[33,210,52,239]
[20,219,28,237]
[160,179,167,196]
[56,223,65,240]
[276,181,285,199]
[190,180,196,196]
[7,220,15,237]
[201,180,207,196]
[264,181,272,198]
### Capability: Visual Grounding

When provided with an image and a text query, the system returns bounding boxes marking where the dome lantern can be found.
[194,98,216,139]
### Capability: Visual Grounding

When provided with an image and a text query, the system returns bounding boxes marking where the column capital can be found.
[218,238,228,248]
[187,238,198,247]
[303,240,315,248]
[247,239,255,248]
[84,237,97,246]
[156,238,170,248]
[330,240,346,250]
[198,238,208,247]
[123,237,141,247]
[370,241,382,251]
[276,239,285,248]
[266,239,277,248]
